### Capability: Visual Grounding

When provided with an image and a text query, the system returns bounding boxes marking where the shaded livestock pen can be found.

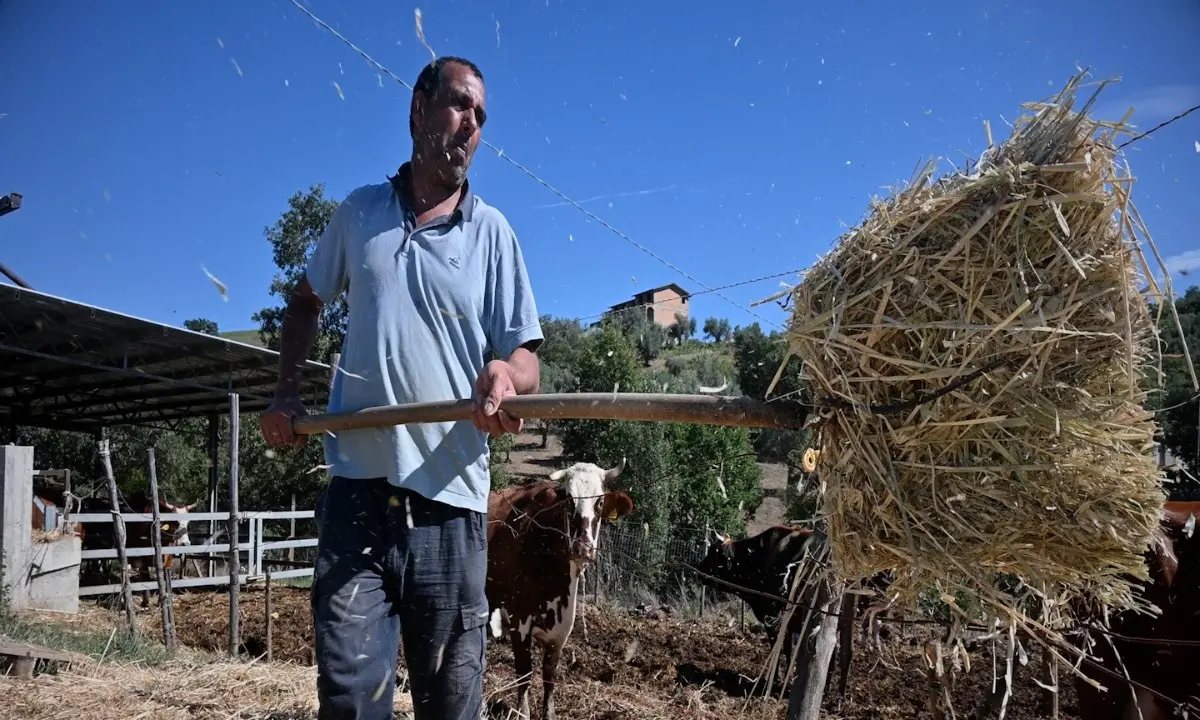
[0,284,330,643]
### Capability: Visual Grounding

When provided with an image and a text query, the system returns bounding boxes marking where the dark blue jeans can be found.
[312,477,489,720]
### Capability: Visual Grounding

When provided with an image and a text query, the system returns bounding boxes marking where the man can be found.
[260,56,543,720]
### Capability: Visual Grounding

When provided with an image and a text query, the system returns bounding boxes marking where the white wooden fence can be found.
[71,510,317,596]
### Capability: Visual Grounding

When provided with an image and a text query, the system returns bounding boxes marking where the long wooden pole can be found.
[146,449,177,653]
[293,392,808,435]
[265,572,274,663]
[98,439,137,636]
[228,393,240,659]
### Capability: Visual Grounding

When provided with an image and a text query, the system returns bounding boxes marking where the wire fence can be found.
[582,522,750,622]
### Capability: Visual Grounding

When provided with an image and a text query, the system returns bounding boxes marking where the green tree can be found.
[732,322,803,400]
[1153,288,1200,469]
[537,315,586,372]
[559,325,761,541]
[733,322,808,462]
[668,312,696,345]
[251,184,345,363]
[702,317,731,343]
[603,310,668,363]
[184,318,220,335]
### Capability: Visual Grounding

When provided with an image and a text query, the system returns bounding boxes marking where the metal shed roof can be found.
[0,284,331,431]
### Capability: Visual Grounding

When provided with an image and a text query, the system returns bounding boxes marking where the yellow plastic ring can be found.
[801,447,820,473]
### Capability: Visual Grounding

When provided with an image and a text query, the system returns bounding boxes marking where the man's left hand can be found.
[473,360,524,437]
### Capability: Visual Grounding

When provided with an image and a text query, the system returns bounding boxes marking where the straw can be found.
[778,70,1181,632]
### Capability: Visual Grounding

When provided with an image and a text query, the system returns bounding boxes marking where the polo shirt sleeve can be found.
[485,220,544,360]
[304,195,352,304]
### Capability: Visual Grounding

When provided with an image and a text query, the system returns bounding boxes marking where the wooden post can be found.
[98,439,137,636]
[785,579,842,720]
[1044,650,1059,719]
[12,656,34,679]
[288,493,297,564]
[227,393,240,658]
[206,414,219,580]
[146,449,177,653]
[265,572,274,663]
[700,523,708,618]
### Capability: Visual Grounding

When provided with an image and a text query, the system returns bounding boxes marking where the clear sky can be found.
[2,0,1198,336]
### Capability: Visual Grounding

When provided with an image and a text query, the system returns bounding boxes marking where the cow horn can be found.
[605,457,627,481]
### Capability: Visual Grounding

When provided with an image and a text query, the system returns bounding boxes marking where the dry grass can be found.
[0,656,413,720]
[778,70,1184,630]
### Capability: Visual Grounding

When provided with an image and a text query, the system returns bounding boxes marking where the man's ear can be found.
[409,93,425,138]
[600,492,634,522]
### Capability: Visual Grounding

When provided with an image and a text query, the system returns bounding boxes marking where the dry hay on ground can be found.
[144,585,316,663]
[780,70,1179,627]
[120,590,1094,719]
[0,655,412,720]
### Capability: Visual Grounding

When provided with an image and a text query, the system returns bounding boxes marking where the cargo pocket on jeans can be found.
[461,598,491,632]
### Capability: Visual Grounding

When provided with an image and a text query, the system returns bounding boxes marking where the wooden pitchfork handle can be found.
[291,392,810,435]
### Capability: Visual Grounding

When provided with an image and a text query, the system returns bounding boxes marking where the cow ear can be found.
[601,492,634,522]
[548,468,567,482]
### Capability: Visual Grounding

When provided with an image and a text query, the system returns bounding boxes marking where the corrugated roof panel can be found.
[0,284,331,430]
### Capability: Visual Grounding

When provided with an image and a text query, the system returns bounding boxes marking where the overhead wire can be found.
[285,0,780,327]
[1117,102,1200,149]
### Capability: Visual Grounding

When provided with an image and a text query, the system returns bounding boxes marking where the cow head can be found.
[159,500,197,546]
[543,458,634,563]
[698,531,740,580]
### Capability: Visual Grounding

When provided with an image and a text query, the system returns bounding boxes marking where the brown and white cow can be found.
[486,459,635,720]
[76,492,197,606]
[1072,500,1200,720]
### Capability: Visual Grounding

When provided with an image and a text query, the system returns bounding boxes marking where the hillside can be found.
[219,329,265,348]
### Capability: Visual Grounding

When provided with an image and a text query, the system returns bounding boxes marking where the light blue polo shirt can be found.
[304,164,543,514]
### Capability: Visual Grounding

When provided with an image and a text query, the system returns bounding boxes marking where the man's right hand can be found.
[260,396,309,448]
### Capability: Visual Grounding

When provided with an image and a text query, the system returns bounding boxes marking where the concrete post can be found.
[1,445,34,610]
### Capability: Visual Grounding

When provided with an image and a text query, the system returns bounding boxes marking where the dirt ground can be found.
[6,434,1080,718]
[129,585,1082,719]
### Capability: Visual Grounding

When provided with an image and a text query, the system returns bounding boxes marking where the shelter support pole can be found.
[146,449,177,652]
[227,394,240,658]
[206,414,218,579]
[98,438,137,636]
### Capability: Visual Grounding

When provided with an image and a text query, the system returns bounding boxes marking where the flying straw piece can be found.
[414,8,436,61]
[201,265,228,301]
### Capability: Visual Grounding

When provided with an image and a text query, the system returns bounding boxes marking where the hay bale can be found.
[779,71,1183,622]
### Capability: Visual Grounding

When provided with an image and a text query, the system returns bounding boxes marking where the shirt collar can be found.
[388,161,475,225]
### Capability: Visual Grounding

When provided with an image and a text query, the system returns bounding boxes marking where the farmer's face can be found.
[413,62,486,187]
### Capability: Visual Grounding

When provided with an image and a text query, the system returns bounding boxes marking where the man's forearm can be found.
[274,288,323,399]
[504,346,541,395]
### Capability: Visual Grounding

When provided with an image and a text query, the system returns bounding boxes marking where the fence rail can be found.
[73,509,318,597]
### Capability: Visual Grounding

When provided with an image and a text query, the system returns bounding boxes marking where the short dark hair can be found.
[409,56,484,137]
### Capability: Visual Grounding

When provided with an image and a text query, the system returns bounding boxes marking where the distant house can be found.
[605,283,690,328]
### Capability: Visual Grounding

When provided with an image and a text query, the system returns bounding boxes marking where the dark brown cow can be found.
[696,526,895,696]
[486,459,635,720]
[1073,500,1200,720]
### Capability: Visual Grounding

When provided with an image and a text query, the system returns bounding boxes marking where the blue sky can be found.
[2,0,1198,336]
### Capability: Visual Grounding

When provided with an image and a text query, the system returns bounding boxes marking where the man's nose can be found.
[460,111,479,136]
